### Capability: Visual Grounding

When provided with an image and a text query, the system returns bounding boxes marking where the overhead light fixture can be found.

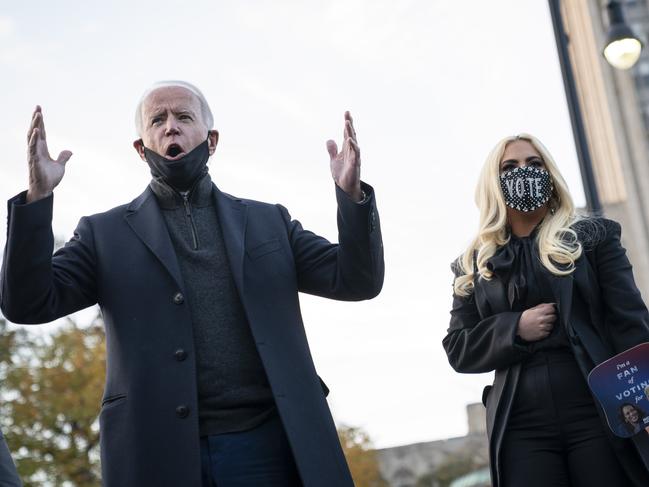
[603,0,643,70]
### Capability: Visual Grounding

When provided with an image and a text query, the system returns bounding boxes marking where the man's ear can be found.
[133,139,147,162]
[208,130,219,156]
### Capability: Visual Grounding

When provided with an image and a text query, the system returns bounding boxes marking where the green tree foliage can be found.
[0,314,392,487]
[0,314,105,486]
[338,424,388,487]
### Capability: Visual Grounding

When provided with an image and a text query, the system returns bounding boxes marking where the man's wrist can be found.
[341,185,364,203]
[26,189,51,204]
[335,181,373,205]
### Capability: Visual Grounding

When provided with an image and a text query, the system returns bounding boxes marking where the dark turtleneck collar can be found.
[149,171,214,210]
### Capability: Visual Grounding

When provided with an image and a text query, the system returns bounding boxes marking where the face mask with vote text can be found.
[499,166,554,212]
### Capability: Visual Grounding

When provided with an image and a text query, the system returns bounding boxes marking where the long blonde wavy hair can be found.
[453,134,582,296]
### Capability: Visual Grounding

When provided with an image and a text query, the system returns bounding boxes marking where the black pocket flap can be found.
[101,393,127,408]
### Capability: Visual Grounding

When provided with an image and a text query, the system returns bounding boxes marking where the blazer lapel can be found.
[573,253,603,320]
[474,249,508,316]
[570,256,612,362]
[478,276,510,315]
[124,187,185,291]
[214,185,248,296]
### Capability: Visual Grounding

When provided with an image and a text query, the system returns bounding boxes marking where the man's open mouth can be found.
[166,144,185,159]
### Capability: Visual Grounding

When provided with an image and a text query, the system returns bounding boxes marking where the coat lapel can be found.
[573,253,603,322]
[567,256,612,364]
[124,187,185,291]
[478,276,509,315]
[473,248,509,316]
[214,186,248,296]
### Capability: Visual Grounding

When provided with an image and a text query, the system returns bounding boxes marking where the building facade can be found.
[560,0,649,296]
[376,404,488,487]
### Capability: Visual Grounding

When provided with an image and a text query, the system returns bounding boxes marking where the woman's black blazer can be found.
[443,218,649,487]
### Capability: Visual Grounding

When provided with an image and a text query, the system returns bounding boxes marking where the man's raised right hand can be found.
[26,106,72,203]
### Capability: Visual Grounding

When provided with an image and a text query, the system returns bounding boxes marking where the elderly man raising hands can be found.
[0,81,384,487]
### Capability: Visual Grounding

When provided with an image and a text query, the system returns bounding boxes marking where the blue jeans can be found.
[200,414,302,487]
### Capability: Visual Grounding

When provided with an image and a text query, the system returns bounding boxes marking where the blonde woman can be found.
[443,135,649,487]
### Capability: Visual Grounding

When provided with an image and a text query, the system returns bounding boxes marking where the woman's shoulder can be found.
[450,258,462,277]
[570,216,621,250]
[450,250,477,278]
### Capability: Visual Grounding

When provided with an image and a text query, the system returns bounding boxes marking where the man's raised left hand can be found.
[327,111,362,202]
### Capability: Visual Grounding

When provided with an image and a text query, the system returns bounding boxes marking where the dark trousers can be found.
[0,430,21,487]
[502,349,628,487]
[200,413,302,487]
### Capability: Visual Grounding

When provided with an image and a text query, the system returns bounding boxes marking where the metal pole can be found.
[548,0,603,215]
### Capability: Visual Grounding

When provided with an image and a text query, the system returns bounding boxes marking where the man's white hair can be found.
[134,80,214,137]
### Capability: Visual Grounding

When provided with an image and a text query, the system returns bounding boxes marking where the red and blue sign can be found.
[588,343,649,438]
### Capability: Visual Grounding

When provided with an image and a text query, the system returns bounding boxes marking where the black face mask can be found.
[499,166,554,212]
[143,139,210,191]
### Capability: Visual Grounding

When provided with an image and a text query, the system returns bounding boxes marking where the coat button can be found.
[173,292,184,305]
[176,405,189,418]
[175,349,187,361]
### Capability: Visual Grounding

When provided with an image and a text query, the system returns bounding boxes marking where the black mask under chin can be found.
[143,139,210,191]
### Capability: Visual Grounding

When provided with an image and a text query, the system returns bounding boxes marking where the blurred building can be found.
[448,468,490,487]
[375,403,488,487]
[621,0,649,129]
[559,0,649,295]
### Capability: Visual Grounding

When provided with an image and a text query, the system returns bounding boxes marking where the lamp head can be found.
[603,0,643,70]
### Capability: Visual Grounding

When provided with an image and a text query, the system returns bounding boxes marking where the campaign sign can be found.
[588,343,649,438]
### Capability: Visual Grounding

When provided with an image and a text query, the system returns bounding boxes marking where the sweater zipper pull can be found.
[181,193,199,250]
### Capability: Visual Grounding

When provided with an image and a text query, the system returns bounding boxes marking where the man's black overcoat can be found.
[0,430,21,487]
[0,181,384,487]
[443,219,649,487]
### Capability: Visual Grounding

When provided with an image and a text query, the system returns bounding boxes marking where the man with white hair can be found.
[0,81,384,487]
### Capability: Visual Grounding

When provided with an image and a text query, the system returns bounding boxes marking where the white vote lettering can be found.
[526,178,536,195]
[615,380,649,400]
[515,178,525,197]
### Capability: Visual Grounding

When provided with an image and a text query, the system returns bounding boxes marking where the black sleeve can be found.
[0,192,98,324]
[596,219,649,352]
[276,181,384,301]
[442,266,531,373]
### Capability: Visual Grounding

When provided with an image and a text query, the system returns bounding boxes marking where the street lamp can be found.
[603,0,643,70]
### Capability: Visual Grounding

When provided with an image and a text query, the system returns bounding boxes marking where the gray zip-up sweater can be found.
[149,172,275,436]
